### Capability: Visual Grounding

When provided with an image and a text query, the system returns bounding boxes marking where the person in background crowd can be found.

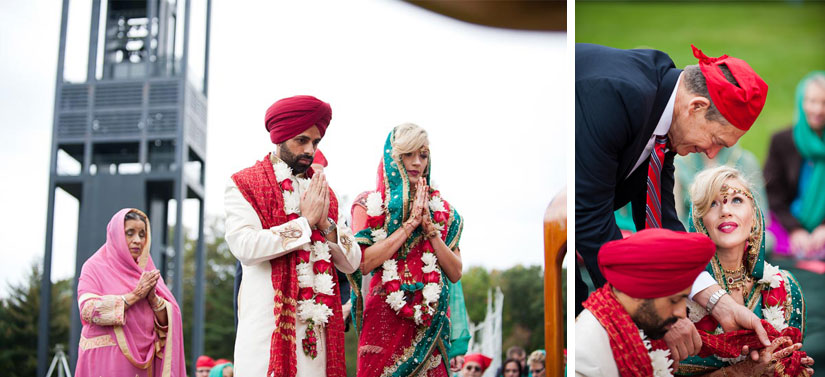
[196,355,216,377]
[209,360,234,377]
[460,353,492,377]
[765,71,825,258]
[494,346,528,377]
[527,350,546,377]
[498,357,523,377]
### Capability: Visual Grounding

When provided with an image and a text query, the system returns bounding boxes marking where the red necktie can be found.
[645,136,668,229]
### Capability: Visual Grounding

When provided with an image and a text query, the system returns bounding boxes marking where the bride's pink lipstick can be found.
[717,222,738,233]
[408,170,420,177]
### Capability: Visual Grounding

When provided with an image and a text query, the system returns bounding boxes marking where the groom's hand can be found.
[300,173,326,225]
[664,318,702,361]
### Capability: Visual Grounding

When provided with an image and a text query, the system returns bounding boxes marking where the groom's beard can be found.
[632,299,679,340]
[278,144,313,174]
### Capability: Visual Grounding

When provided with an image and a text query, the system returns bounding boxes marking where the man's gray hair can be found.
[683,64,740,124]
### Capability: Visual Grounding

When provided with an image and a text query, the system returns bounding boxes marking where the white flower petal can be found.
[311,242,331,261]
[366,192,384,217]
[296,299,314,321]
[283,190,301,214]
[372,228,387,242]
[314,274,335,296]
[759,263,783,288]
[422,283,441,304]
[386,291,406,311]
[428,196,446,213]
[762,306,787,331]
[421,252,437,267]
[274,162,293,183]
[413,304,423,325]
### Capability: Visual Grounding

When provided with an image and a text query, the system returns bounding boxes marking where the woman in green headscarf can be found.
[676,166,812,376]
[350,123,466,377]
[764,72,825,258]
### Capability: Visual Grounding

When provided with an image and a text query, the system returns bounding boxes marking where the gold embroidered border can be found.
[113,325,153,370]
[161,302,173,377]
[785,272,806,335]
[381,328,427,377]
[414,353,442,377]
[78,293,102,307]
[359,345,384,355]
[79,334,117,351]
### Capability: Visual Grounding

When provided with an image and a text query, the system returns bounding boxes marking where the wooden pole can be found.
[544,188,567,376]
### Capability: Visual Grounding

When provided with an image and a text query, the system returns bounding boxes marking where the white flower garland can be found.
[368,190,446,325]
[758,262,782,288]
[273,160,334,328]
[639,329,674,377]
[758,262,788,331]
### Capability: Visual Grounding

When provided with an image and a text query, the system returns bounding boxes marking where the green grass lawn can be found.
[576,1,825,162]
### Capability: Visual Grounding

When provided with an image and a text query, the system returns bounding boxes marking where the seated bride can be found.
[677,165,813,376]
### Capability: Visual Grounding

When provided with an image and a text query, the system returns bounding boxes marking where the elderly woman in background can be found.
[764,72,825,258]
[75,209,185,377]
[676,166,812,376]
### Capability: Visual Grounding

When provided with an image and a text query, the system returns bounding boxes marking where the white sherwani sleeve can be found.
[575,309,620,377]
[224,178,313,265]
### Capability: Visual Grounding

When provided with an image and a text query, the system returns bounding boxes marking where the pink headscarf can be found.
[77,208,185,376]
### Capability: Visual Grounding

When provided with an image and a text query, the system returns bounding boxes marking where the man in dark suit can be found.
[575,43,771,361]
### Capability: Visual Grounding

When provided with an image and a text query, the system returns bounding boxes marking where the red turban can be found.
[265,95,332,144]
[214,358,231,365]
[463,353,493,373]
[598,228,715,299]
[313,149,328,167]
[691,45,768,131]
[196,355,215,368]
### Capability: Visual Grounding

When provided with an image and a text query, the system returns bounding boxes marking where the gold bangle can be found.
[720,367,727,377]
[152,299,165,312]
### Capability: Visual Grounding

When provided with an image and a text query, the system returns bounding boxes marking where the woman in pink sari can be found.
[75,208,186,377]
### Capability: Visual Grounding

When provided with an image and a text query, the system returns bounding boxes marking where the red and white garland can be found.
[273,160,335,358]
[365,189,450,326]
[639,329,674,377]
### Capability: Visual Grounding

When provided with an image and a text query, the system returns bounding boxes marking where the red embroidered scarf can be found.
[583,284,656,377]
[232,153,346,377]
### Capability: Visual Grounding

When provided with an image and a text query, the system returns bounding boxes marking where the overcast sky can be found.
[0,1,566,296]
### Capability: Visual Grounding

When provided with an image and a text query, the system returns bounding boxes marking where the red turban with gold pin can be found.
[265,95,332,144]
[598,228,716,299]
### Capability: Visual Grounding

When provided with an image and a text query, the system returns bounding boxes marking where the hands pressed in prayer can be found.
[133,270,160,300]
[300,172,329,227]
[405,180,428,232]
[664,318,702,361]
